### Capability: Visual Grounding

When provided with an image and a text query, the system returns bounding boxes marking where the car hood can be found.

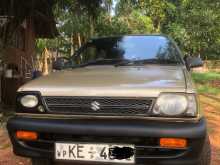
[19,65,189,97]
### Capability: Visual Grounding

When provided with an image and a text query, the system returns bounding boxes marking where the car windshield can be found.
[74,36,183,67]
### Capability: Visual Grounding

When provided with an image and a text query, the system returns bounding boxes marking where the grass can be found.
[192,72,220,84]
[197,85,220,95]
[192,72,220,95]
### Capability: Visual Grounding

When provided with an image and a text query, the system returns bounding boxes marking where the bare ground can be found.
[0,94,219,165]
[199,95,220,165]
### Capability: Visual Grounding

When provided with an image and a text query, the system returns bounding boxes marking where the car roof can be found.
[91,34,170,40]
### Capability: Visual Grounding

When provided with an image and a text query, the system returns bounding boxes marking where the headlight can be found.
[20,95,39,108]
[152,93,198,117]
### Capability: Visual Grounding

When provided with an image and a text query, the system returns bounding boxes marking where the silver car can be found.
[7,35,210,165]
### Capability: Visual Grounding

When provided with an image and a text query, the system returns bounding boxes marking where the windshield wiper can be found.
[115,59,179,67]
[75,59,126,68]
[114,60,144,67]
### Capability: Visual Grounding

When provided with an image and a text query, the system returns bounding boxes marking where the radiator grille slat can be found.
[43,97,153,116]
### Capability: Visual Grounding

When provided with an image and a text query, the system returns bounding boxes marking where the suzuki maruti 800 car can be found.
[7,35,211,165]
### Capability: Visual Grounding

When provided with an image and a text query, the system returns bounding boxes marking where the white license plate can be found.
[55,142,135,163]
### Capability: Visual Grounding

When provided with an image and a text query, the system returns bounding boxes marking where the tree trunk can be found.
[56,38,59,59]
[77,33,81,47]
[42,48,50,75]
[70,34,75,55]
[89,16,95,37]
[153,17,161,33]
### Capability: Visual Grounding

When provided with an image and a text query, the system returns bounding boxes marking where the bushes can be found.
[192,72,220,84]
[192,72,220,95]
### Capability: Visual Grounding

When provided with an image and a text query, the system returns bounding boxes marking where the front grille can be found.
[43,96,153,116]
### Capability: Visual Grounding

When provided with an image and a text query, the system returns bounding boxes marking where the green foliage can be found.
[128,10,154,34]
[114,0,220,59]
[96,12,130,35]
[192,72,220,95]
[38,0,220,59]
[197,85,220,95]
[51,0,114,56]
[36,39,57,55]
[163,0,220,59]
[192,72,220,84]
[96,9,154,36]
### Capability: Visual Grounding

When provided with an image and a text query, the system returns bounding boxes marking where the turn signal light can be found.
[16,131,38,141]
[160,138,187,149]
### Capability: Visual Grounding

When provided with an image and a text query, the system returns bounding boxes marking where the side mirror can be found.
[32,70,42,79]
[185,56,203,68]
[53,57,74,70]
[53,58,66,70]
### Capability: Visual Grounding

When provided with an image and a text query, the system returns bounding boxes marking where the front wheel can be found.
[198,136,211,165]
[31,158,52,165]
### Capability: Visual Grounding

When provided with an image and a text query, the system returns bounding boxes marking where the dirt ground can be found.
[0,94,219,165]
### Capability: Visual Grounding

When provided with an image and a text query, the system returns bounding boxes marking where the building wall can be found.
[3,18,36,79]
[2,18,36,105]
[24,19,36,68]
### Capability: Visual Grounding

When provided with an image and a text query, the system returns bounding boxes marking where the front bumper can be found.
[7,116,207,165]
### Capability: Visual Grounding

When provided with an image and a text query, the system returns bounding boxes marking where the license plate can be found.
[55,142,135,163]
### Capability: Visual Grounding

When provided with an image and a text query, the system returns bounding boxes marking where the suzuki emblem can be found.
[91,101,101,111]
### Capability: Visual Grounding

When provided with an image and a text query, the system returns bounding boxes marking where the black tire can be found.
[198,136,211,165]
[31,158,52,165]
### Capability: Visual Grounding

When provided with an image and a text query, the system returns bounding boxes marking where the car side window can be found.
[152,43,179,64]
[76,45,108,64]
[80,46,97,63]
[167,44,181,62]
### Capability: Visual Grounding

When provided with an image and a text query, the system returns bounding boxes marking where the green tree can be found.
[40,0,220,60]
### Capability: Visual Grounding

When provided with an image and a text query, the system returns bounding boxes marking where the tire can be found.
[31,158,52,165]
[198,136,211,165]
